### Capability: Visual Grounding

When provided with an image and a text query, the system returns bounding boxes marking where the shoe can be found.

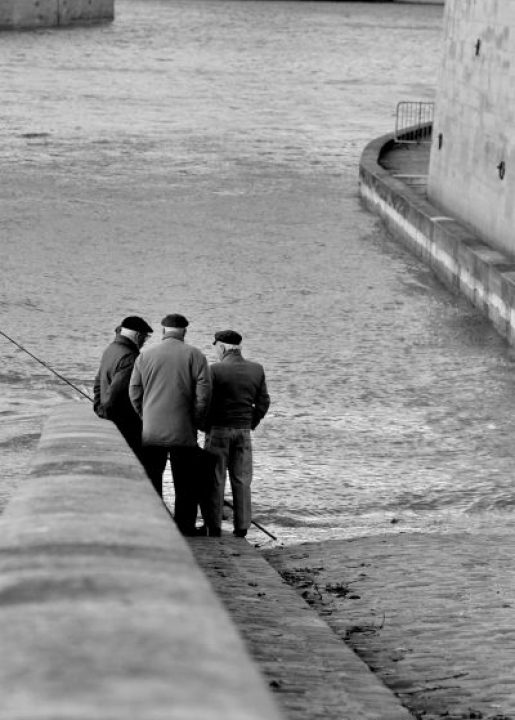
[208,527,222,537]
[181,525,207,537]
[233,529,247,538]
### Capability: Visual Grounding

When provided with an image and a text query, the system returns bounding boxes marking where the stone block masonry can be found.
[0,0,113,29]
[429,0,515,258]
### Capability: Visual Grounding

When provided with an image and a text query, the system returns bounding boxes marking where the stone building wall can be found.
[0,0,113,28]
[428,0,515,258]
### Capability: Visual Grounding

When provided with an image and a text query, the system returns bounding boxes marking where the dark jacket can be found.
[129,334,211,447]
[207,350,270,430]
[93,334,141,428]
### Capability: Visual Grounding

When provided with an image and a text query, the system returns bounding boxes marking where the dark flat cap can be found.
[213,330,242,345]
[161,313,189,328]
[121,316,153,334]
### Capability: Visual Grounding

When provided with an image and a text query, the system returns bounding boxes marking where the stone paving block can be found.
[188,535,414,720]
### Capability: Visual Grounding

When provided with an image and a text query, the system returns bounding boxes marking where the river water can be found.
[2,0,514,546]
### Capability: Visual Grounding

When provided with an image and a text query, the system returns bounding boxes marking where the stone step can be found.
[188,535,414,720]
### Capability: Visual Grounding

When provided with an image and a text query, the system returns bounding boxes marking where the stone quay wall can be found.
[359,131,515,347]
[0,0,113,29]
[0,402,284,720]
[428,0,515,258]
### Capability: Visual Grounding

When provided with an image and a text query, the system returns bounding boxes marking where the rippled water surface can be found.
[3,1,514,545]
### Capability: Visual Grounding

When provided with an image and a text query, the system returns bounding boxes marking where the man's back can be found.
[130,335,211,447]
[209,351,270,429]
[94,335,139,421]
[205,333,271,536]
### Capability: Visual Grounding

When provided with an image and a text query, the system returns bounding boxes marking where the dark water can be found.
[3,1,514,545]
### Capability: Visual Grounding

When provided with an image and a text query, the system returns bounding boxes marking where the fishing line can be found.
[0,329,93,402]
[224,499,277,541]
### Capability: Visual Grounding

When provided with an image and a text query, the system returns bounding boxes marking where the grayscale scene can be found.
[2,1,515,719]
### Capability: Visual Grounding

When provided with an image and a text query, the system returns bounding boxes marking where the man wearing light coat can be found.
[129,313,212,535]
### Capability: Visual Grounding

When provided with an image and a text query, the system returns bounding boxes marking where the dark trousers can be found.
[142,445,218,535]
[114,417,144,464]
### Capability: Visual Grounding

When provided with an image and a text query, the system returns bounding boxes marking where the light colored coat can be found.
[129,334,211,447]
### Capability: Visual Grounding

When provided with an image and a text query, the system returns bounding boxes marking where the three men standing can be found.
[94,314,270,539]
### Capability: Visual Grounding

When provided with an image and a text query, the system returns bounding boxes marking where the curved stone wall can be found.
[0,403,283,720]
[360,131,515,346]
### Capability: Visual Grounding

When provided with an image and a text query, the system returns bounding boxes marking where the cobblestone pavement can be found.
[188,535,413,720]
[265,530,515,720]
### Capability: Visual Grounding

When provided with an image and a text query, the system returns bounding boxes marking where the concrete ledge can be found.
[0,403,283,720]
[359,132,515,346]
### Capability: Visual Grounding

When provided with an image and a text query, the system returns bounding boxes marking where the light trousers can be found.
[204,427,253,531]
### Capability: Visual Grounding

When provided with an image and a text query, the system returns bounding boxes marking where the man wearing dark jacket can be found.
[93,315,153,460]
[205,330,270,538]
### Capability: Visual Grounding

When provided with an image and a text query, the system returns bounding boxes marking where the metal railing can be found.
[394,101,434,143]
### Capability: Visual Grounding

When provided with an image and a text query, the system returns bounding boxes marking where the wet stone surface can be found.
[189,534,413,720]
[265,532,515,720]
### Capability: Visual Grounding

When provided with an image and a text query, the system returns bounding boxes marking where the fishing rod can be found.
[224,499,277,541]
[0,329,93,402]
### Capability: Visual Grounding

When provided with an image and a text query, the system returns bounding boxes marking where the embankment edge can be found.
[359,132,515,346]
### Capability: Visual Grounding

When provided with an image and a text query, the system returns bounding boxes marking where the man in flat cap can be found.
[94,315,153,460]
[129,314,212,535]
[205,330,270,537]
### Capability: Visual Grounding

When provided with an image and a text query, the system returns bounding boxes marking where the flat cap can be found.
[161,313,189,328]
[213,330,242,345]
[121,316,153,334]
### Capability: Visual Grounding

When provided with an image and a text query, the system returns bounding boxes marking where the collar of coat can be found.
[115,334,139,351]
[221,349,243,362]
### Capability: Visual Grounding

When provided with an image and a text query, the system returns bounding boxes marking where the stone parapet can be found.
[0,0,113,29]
[359,132,515,346]
[0,403,284,720]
